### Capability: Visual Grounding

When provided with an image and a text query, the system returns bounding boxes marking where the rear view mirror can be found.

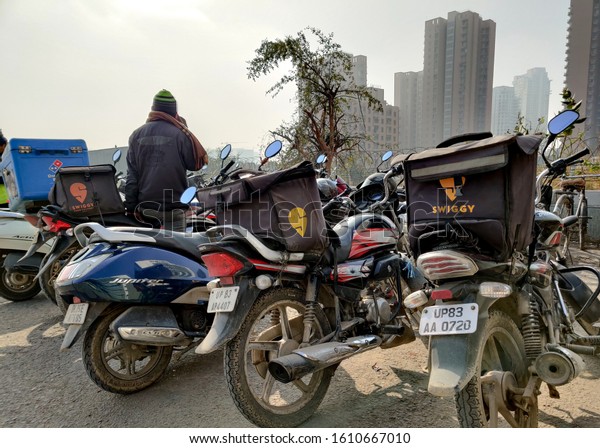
[220,144,232,160]
[548,110,579,136]
[180,186,197,204]
[264,140,282,158]
[381,150,393,162]
[112,149,122,164]
[316,154,327,164]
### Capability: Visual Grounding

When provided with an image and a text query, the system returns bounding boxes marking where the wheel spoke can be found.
[104,344,127,362]
[483,335,502,371]
[499,407,520,428]
[293,378,311,394]
[248,340,280,352]
[278,306,293,341]
[260,371,277,404]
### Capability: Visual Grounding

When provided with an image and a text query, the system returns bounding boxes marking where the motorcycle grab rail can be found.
[204,224,305,263]
[73,222,157,247]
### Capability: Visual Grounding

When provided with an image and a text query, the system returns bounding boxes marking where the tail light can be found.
[417,250,478,280]
[41,216,72,233]
[201,252,245,277]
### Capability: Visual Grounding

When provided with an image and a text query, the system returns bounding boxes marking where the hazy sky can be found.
[1,0,571,154]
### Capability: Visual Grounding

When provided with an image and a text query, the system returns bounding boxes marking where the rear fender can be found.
[19,230,55,262]
[195,277,260,354]
[60,302,111,351]
[36,235,79,279]
[427,294,498,397]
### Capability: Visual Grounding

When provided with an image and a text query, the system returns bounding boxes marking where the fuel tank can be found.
[55,242,212,304]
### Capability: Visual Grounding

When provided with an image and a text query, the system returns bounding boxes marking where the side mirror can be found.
[316,154,327,165]
[180,186,197,204]
[112,148,122,164]
[542,110,581,167]
[548,110,580,136]
[264,140,282,159]
[381,150,393,162]
[377,150,394,172]
[220,144,232,160]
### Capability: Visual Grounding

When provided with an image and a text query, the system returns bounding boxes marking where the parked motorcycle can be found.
[53,142,283,394]
[400,109,600,428]
[191,154,424,427]
[0,210,53,301]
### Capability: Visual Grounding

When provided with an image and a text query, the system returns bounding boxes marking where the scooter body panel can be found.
[56,243,212,304]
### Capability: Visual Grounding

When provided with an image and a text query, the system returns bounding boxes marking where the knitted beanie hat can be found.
[151,89,177,116]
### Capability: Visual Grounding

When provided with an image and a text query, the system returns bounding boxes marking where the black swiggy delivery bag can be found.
[403,134,542,261]
[196,161,327,254]
[49,164,125,218]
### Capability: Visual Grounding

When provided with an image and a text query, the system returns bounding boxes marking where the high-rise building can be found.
[394,71,423,151]
[420,11,496,148]
[491,86,519,135]
[346,56,400,156]
[352,55,368,87]
[565,0,600,148]
[513,67,551,132]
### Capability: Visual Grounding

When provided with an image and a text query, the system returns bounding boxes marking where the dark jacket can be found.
[125,119,197,212]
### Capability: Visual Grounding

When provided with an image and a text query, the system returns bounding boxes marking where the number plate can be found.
[63,303,89,325]
[207,286,240,313]
[419,303,478,336]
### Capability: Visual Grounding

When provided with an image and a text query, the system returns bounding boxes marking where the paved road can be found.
[1,293,600,429]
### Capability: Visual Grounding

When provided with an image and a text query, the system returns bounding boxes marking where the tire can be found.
[0,265,42,302]
[224,287,334,427]
[82,306,173,394]
[556,198,574,265]
[455,311,538,428]
[39,244,79,307]
[579,198,588,251]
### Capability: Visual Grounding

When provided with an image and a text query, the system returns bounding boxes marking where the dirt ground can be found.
[1,288,599,430]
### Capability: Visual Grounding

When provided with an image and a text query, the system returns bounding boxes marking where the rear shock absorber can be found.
[522,295,543,360]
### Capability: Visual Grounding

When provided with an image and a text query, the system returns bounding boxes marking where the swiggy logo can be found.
[288,207,307,237]
[69,183,88,203]
[439,176,465,201]
[432,176,475,214]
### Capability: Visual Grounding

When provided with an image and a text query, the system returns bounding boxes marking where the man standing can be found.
[125,89,208,231]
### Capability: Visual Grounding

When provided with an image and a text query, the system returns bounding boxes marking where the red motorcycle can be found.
[193,158,421,427]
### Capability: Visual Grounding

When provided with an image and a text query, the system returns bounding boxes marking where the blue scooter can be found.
[55,142,282,394]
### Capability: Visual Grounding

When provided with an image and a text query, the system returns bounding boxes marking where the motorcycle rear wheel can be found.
[39,244,78,309]
[0,265,41,302]
[455,310,538,428]
[224,287,334,427]
[82,307,173,394]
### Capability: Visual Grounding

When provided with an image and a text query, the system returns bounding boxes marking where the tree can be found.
[247,27,382,174]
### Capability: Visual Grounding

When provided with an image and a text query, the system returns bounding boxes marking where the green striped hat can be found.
[152,89,177,116]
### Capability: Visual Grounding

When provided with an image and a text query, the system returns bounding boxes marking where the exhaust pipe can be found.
[268,335,382,383]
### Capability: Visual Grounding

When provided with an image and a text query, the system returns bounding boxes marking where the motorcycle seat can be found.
[91,228,212,260]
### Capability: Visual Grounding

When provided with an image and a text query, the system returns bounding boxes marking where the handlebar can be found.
[563,148,590,166]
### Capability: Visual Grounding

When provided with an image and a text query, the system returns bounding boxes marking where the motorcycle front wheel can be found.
[455,310,538,428]
[82,306,173,394]
[224,287,334,428]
